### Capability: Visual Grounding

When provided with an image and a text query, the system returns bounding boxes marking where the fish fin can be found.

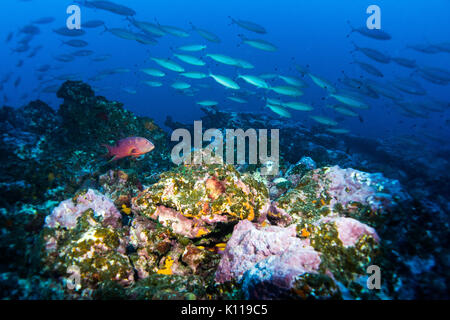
[107,155,117,163]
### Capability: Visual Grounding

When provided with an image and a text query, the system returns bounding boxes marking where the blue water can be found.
[1,0,449,142]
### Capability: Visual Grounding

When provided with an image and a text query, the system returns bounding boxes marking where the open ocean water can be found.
[0,0,449,302]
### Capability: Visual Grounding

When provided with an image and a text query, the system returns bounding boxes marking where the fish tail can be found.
[350,41,358,53]
[100,25,108,35]
[101,143,112,155]
[346,21,356,38]
[347,20,355,32]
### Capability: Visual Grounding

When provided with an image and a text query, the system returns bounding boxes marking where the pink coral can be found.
[45,189,121,229]
[311,166,407,213]
[215,220,319,283]
[333,217,380,247]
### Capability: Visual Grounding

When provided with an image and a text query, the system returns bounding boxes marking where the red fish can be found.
[102,137,155,161]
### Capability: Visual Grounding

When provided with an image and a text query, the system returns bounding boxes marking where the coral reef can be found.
[0,81,448,300]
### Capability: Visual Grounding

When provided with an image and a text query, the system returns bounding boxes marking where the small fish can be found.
[209,73,240,90]
[180,72,207,79]
[71,49,94,57]
[353,61,384,77]
[173,53,205,66]
[282,101,313,111]
[229,17,267,34]
[141,68,165,77]
[190,23,221,43]
[238,74,270,89]
[102,137,154,161]
[5,32,13,43]
[352,42,390,64]
[171,82,191,90]
[308,73,336,92]
[178,44,207,52]
[234,58,254,69]
[54,54,75,62]
[329,93,369,109]
[390,78,427,96]
[418,66,450,82]
[53,27,85,37]
[197,100,218,106]
[267,104,291,118]
[83,20,105,28]
[151,57,184,72]
[103,27,139,40]
[32,17,55,24]
[227,96,247,104]
[407,44,441,54]
[310,115,338,126]
[158,24,190,38]
[122,87,137,94]
[239,35,277,51]
[36,64,51,72]
[134,33,158,45]
[91,54,112,62]
[347,21,391,40]
[205,53,240,67]
[391,57,417,69]
[20,25,40,35]
[143,81,163,87]
[61,39,89,47]
[278,75,307,88]
[270,85,303,97]
[327,105,358,117]
[127,18,165,37]
[85,0,136,16]
[327,128,350,134]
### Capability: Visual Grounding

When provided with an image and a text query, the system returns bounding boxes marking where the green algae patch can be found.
[132,160,270,230]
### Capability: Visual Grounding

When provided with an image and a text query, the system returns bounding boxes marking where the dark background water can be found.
[1,0,449,146]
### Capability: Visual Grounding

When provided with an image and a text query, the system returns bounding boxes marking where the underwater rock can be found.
[128,213,219,279]
[215,220,318,284]
[302,216,381,298]
[132,159,270,238]
[42,189,134,293]
[99,170,143,207]
[241,256,340,300]
[127,274,209,300]
[327,216,380,247]
[276,165,409,227]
